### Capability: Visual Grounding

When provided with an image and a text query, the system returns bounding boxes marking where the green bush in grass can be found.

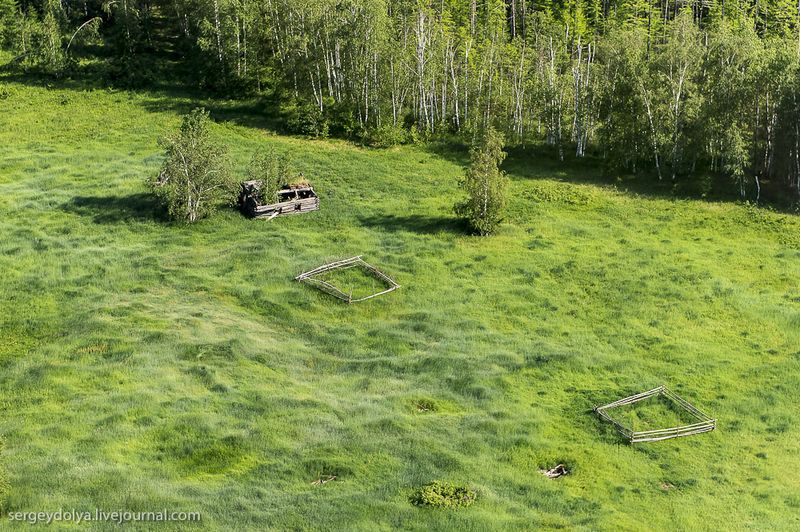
[410,481,477,509]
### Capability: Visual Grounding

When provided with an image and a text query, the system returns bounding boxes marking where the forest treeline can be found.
[2,0,800,201]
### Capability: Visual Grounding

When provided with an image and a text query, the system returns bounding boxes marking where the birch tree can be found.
[151,108,236,223]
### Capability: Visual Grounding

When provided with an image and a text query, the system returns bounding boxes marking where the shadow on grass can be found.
[63,193,168,224]
[138,94,281,132]
[423,141,469,166]
[426,142,800,211]
[358,213,468,235]
[503,145,799,212]
[0,60,282,134]
[502,146,685,199]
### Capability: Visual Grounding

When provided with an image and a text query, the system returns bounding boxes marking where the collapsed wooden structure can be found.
[594,386,716,443]
[239,180,319,220]
[295,256,400,303]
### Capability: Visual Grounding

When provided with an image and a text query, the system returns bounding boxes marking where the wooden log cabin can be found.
[239,180,320,220]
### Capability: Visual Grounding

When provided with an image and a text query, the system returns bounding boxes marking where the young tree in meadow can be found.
[151,108,235,223]
[455,126,508,235]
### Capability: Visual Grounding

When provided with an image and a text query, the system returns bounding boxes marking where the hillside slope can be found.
[1,81,799,530]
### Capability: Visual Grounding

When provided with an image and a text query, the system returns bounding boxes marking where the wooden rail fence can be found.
[295,256,400,303]
[594,386,716,443]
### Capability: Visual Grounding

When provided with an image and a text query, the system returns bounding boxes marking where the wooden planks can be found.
[239,180,320,220]
[251,198,319,218]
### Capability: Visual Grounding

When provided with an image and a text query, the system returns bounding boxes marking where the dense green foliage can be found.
[1,79,799,530]
[246,149,294,202]
[151,108,235,222]
[410,481,477,508]
[455,127,508,235]
[2,1,800,202]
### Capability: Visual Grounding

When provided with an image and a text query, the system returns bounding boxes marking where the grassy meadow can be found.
[1,75,800,530]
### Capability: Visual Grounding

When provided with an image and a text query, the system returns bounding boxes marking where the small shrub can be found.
[363,124,407,147]
[283,98,329,138]
[406,123,431,144]
[410,481,477,509]
[0,84,14,100]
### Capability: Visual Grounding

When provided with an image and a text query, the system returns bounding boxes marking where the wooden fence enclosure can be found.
[594,386,716,443]
[295,256,400,303]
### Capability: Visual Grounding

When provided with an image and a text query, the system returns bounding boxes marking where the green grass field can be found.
[1,75,800,530]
